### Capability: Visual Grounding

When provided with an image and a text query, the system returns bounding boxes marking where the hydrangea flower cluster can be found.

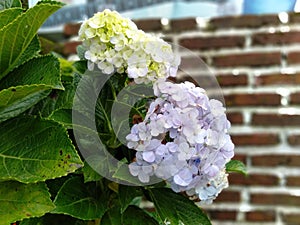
[126,81,234,203]
[79,9,180,84]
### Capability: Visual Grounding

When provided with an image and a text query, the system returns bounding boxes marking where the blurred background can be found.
[31,0,300,29]
[34,0,300,224]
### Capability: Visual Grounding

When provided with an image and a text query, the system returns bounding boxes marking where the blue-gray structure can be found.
[42,0,220,27]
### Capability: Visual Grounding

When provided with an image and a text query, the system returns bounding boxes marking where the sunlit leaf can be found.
[148,188,211,225]
[226,160,247,175]
[0,1,63,78]
[0,55,63,122]
[0,117,83,183]
[0,0,21,10]
[0,181,54,224]
[52,177,108,220]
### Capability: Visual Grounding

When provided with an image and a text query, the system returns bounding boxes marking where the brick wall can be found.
[61,12,300,225]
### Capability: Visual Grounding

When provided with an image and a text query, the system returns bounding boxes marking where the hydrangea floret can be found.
[79,9,180,84]
[126,81,234,203]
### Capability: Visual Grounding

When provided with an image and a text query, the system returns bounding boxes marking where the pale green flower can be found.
[98,61,114,74]
[79,9,180,84]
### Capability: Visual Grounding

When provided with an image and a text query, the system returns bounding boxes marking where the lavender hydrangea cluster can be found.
[79,8,234,204]
[126,81,234,203]
[79,9,180,84]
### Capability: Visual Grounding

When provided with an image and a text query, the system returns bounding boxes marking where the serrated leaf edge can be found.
[0,117,83,184]
[4,54,64,89]
[0,1,63,77]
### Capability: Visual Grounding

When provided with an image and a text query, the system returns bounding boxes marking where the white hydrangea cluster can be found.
[79,9,180,84]
[126,81,234,203]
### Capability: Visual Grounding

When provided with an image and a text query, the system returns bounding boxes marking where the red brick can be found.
[252,113,300,126]
[287,135,300,145]
[64,23,82,37]
[179,57,208,72]
[224,93,281,106]
[63,19,163,35]
[282,213,300,225]
[214,190,241,203]
[252,155,300,167]
[217,74,248,87]
[162,37,173,43]
[246,211,276,222]
[253,31,300,45]
[290,13,300,23]
[251,193,300,206]
[179,36,245,50]
[232,154,247,164]
[63,41,82,56]
[209,14,280,29]
[212,52,281,67]
[287,51,300,64]
[170,18,197,32]
[39,37,64,55]
[133,19,162,31]
[229,173,279,186]
[286,176,300,186]
[207,210,237,221]
[290,92,300,104]
[231,133,280,146]
[226,112,243,124]
[255,73,300,86]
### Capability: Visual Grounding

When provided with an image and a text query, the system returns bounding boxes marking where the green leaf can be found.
[0,86,51,122]
[46,175,72,201]
[20,214,89,225]
[52,176,108,220]
[73,60,87,74]
[30,73,80,118]
[95,73,128,148]
[0,8,22,27]
[110,83,153,147]
[0,0,21,10]
[13,0,21,7]
[81,152,117,185]
[0,55,63,122]
[0,55,63,90]
[51,73,80,109]
[0,117,83,183]
[0,181,54,224]
[123,206,159,225]
[226,160,247,175]
[101,205,159,225]
[0,1,63,78]
[77,45,86,61]
[148,188,211,225]
[48,109,72,128]
[119,185,142,213]
[16,35,41,67]
[12,0,21,7]
[59,57,76,77]
[82,160,102,183]
[100,206,122,225]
